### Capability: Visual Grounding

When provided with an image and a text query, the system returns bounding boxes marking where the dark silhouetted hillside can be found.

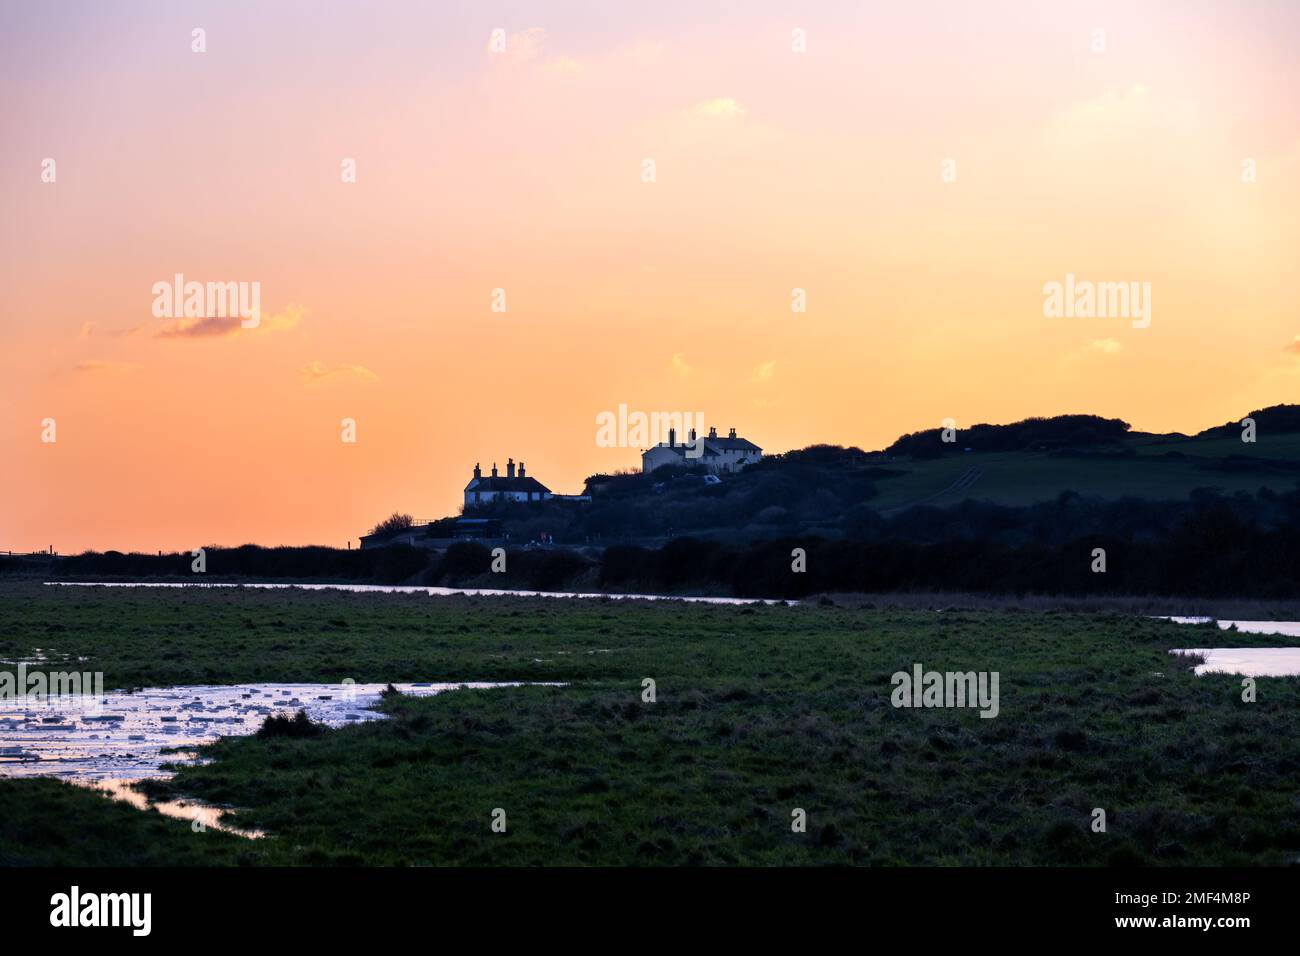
[885,414,1131,458]
[1195,404,1300,438]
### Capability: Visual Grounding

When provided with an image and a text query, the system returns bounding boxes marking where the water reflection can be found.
[0,681,549,779]
[1160,616,1300,637]
[1160,617,1300,676]
[45,581,789,604]
[87,778,267,838]
[0,680,558,838]
[1170,647,1300,677]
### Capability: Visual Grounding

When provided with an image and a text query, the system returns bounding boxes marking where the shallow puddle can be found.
[1170,648,1300,677]
[1160,616,1300,638]
[1160,617,1300,676]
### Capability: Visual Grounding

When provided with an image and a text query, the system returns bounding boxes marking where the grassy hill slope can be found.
[868,412,1300,512]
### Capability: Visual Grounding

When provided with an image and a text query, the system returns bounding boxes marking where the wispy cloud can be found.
[300,360,378,386]
[80,321,147,339]
[670,352,695,378]
[156,305,305,340]
[1284,336,1300,354]
[259,305,305,334]
[74,359,141,374]
[156,316,241,339]
[752,359,777,381]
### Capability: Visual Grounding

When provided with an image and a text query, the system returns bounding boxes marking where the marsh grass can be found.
[1,582,1297,865]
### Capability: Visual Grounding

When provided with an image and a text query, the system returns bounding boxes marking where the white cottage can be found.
[641,426,762,475]
[464,459,552,507]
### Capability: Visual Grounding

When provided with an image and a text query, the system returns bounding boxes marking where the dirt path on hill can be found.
[878,466,985,515]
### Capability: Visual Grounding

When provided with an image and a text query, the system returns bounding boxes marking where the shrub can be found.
[256,710,327,739]
[370,512,415,537]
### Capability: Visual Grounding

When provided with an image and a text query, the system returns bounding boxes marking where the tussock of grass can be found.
[256,710,327,739]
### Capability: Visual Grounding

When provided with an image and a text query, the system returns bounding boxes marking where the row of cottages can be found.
[463,458,552,507]
[641,426,762,474]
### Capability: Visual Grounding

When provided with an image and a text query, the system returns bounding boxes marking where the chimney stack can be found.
[507,458,516,479]
[519,462,526,478]
[708,426,717,438]
[668,427,676,447]
[689,428,696,442]
[491,462,498,478]
[473,462,481,479]
[728,427,736,438]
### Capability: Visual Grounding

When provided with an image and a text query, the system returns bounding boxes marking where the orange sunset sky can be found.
[1,0,1297,553]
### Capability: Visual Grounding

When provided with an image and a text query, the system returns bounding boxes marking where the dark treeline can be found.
[16,485,1300,600]
[0,541,593,592]
[301,488,1300,598]
[499,481,1300,556]
[0,544,430,585]
[597,523,1300,599]
[592,486,1300,598]
[587,484,1300,598]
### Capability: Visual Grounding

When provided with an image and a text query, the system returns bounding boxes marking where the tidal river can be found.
[45,581,790,604]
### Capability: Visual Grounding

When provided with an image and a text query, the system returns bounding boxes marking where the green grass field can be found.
[868,432,1300,512]
[2,582,1299,865]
